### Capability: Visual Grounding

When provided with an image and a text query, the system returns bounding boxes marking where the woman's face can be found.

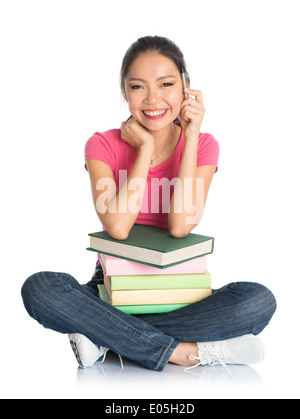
[124,53,184,132]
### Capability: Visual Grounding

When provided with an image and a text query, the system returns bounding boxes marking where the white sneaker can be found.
[186,334,265,371]
[68,333,108,369]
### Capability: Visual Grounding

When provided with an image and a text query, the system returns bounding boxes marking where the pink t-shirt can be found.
[84,125,219,229]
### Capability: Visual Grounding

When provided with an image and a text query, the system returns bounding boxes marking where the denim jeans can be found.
[21,265,276,372]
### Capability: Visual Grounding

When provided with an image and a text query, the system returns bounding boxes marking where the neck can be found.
[150,123,180,156]
[147,122,181,167]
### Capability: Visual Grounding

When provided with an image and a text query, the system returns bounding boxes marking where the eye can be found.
[130,85,143,90]
[161,82,173,87]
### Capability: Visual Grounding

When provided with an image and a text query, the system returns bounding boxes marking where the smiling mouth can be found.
[142,109,168,119]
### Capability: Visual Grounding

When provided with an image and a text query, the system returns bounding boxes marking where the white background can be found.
[1,0,299,399]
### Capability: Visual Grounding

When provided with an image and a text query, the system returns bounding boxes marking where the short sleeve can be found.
[197,133,220,172]
[84,132,116,172]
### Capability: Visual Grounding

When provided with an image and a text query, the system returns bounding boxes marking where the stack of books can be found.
[87,224,214,314]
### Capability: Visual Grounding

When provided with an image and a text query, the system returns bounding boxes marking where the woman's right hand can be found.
[121,116,154,151]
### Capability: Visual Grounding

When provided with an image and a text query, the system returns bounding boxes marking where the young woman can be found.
[21,36,276,371]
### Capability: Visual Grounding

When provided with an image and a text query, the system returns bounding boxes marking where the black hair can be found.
[120,35,188,98]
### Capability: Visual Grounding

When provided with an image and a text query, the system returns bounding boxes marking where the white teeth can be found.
[143,109,166,116]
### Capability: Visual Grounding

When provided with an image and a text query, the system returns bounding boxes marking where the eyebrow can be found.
[127,74,178,82]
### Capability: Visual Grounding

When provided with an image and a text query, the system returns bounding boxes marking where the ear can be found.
[186,76,190,89]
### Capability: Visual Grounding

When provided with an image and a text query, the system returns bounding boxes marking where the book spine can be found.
[97,285,190,314]
[114,303,190,315]
[107,272,211,290]
[100,254,207,276]
[89,238,163,266]
[108,288,212,306]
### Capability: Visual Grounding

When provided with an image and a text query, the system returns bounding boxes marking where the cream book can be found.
[103,283,212,306]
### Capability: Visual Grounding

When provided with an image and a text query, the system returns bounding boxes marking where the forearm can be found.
[101,143,153,239]
[168,134,202,237]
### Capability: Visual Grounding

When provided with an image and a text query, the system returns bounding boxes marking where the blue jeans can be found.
[21,265,276,371]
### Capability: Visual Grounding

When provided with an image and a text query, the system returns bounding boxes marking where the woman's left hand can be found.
[180,88,206,138]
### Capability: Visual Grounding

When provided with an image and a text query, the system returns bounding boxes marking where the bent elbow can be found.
[106,225,130,241]
[169,225,191,239]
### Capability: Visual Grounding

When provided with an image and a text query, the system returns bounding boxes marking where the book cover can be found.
[99,253,207,276]
[105,271,211,291]
[88,224,214,268]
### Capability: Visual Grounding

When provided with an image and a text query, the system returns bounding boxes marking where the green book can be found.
[88,224,214,268]
[105,272,211,291]
[97,284,189,314]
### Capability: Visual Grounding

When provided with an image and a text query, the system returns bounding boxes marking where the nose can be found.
[144,87,161,104]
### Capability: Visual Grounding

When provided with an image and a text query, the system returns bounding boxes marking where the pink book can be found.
[98,253,207,276]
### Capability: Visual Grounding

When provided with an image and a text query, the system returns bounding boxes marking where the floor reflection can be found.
[76,352,264,398]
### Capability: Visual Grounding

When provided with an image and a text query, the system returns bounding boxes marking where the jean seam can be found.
[71,288,174,349]
[154,338,175,371]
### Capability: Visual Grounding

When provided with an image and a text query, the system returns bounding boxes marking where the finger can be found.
[122,116,135,130]
[180,109,196,122]
[126,117,137,128]
[181,100,204,115]
[184,88,203,104]
[181,106,205,122]
[126,115,135,124]
[182,97,203,113]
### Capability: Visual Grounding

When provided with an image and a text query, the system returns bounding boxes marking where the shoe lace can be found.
[98,348,124,369]
[184,344,232,377]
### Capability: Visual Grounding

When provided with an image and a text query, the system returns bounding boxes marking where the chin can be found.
[141,115,178,131]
